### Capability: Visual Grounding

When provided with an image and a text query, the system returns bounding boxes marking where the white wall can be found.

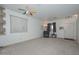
[76,15,79,43]
[48,16,77,40]
[0,8,42,47]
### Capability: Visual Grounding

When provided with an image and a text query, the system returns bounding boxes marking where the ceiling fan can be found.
[18,6,38,16]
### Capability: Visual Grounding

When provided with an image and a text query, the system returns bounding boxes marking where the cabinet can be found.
[43,31,49,37]
[64,23,74,39]
[56,17,76,39]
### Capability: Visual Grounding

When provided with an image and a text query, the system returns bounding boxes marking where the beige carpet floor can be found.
[0,38,79,55]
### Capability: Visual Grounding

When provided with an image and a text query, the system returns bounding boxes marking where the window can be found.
[10,15,27,33]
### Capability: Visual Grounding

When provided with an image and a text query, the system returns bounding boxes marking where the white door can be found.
[64,23,74,39]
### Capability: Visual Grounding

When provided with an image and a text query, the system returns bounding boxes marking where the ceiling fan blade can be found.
[23,11,26,14]
[18,8,26,11]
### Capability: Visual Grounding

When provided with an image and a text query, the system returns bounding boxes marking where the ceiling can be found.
[0,4,79,20]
